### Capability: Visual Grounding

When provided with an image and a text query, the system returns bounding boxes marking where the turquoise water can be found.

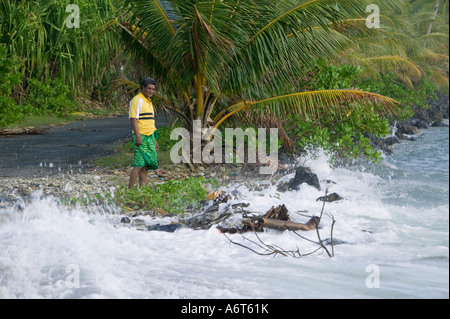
[373,127,449,209]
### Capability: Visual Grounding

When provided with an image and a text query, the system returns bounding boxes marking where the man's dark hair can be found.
[140,77,156,89]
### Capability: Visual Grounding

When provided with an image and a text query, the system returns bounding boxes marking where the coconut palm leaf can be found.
[335,0,448,92]
[212,89,400,132]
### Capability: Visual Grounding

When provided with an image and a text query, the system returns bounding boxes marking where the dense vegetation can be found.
[0,0,122,126]
[1,0,448,162]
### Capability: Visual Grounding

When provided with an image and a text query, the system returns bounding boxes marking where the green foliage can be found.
[287,62,392,162]
[0,46,22,127]
[333,0,448,94]
[91,69,121,105]
[290,106,390,163]
[309,61,363,90]
[114,177,219,215]
[0,0,120,98]
[1,44,79,125]
[358,72,438,116]
[22,78,79,115]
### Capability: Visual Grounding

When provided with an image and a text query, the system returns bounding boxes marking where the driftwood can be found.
[258,204,318,231]
[222,188,337,258]
[218,204,318,234]
[262,204,290,221]
[261,216,319,231]
[0,127,48,136]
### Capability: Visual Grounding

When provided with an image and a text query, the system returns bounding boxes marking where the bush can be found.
[114,177,219,215]
[289,106,390,163]
[309,61,363,90]
[287,61,392,162]
[22,78,79,115]
[0,45,22,127]
[358,72,438,116]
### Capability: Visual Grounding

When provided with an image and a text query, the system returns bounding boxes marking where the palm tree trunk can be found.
[195,72,204,120]
[426,0,440,35]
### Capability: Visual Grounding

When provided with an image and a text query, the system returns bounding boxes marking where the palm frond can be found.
[364,56,423,85]
[212,89,400,132]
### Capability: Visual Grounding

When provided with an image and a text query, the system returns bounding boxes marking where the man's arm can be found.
[130,118,142,147]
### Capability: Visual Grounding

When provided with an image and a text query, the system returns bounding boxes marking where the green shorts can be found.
[132,131,159,169]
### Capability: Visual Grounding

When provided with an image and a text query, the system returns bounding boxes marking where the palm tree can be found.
[334,0,449,91]
[111,0,401,132]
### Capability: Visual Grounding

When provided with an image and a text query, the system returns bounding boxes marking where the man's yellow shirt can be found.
[129,92,157,136]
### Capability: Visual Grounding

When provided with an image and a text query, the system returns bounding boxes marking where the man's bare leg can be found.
[129,167,142,189]
[139,166,150,188]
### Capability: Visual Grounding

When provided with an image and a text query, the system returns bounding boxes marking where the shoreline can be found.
[0,162,287,212]
[369,93,449,155]
[1,95,448,213]
[1,121,448,214]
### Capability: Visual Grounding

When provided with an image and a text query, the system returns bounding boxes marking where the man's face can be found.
[142,84,156,98]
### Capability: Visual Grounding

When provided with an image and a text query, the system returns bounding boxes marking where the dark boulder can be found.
[395,131,416,141]
[146,223,183,232]
[367,133,394,155]
[383,136,401,146]
[120,216,131,223]
[431,121,449,127]
[288,167,320,191]
[316,192,344,202]
[397,123,420,135]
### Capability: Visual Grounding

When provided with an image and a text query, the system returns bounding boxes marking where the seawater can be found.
[0,126,448,299]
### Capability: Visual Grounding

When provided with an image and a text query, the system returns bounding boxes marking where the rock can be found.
[400,117,429,130]
[120,216,131,223]
[431,120,449,127]
[413,101,444,125]
[288,166,320,191]
[182,200,251,230]
[397,124,419,135]
[276,181,290,193]
[396,94,449,133]
[230,189,242,198]
[322,238,349,246]
[367,133,393,155]
[382,136,401,146]
[395,131,415,141]
[156,208,170,216]
[316,192,344,202]
[131,218,146,227]
[146,223,183,232]
[367,94,448,156]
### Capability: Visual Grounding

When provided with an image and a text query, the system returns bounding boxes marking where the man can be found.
[128,77,160,189]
